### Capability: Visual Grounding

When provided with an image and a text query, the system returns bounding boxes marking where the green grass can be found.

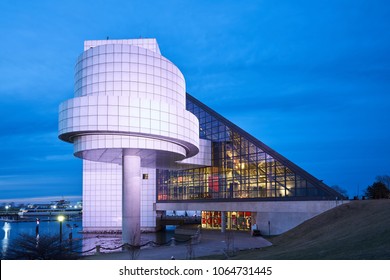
[201,200,390,260]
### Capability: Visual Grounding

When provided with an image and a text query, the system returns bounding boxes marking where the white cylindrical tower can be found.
[59,38,200,245]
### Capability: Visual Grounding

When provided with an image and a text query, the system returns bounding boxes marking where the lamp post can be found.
[57,215,65,243]
[5,205,9,217]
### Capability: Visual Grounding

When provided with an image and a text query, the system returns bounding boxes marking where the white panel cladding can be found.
[84,38,161,55]
[140,167,157,230]
[178,139,212,167]
[74,43,184,107]
[59,38,200,167]
[82,160,157,232]
[82,160,122,231]
[60,38,201,235]
[58,95,200,159]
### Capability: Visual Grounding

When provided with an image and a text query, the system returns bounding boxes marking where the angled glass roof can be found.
[156,93,342,202]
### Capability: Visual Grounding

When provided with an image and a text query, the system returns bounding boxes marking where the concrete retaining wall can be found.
[157,200,348,235]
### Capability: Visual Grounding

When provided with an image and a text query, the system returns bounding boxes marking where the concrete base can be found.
[157,200,349,236]
[252,211,322,236]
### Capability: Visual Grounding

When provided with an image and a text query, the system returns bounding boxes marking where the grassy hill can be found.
[214,200,390,259]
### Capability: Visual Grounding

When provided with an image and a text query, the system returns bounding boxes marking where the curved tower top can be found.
[59,38,200,168]
[58,38,200,245]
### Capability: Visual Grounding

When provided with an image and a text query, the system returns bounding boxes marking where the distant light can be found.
[5,205,10,210]
[57,215,65,222]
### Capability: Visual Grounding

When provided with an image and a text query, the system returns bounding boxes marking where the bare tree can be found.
[365,181,390,199]
[331,185,348,198]
[375,175,390,189]
[186,242,195,259]
[3,233,80,260]
[123,233,141,260]
[223,231,236,258]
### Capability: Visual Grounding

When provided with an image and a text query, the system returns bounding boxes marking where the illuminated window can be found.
[156,94,340,202]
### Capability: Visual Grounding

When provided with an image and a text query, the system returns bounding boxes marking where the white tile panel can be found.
[60,38,201,233]
[82,160,157,232]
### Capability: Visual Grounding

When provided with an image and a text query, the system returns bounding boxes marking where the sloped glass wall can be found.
[157,94,338,201]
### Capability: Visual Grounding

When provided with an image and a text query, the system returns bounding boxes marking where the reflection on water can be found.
[2,222,11,254]
[1,220,175,257]
[80,228,176,255]
[0,219,83,258]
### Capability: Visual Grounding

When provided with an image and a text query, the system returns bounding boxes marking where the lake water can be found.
[0,219,175,258]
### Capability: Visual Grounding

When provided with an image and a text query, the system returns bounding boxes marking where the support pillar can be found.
[122,153,141,246]
[221,211,226,233]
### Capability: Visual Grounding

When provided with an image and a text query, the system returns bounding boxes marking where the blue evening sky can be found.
[0,0,389,202]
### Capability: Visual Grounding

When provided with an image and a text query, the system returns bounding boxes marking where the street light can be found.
[4,205,10,219]
[57,215,65,243]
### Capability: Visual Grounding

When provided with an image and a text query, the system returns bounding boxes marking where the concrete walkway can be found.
[83,230,272,260]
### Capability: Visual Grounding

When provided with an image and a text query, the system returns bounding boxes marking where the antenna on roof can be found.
[106,36,109,40]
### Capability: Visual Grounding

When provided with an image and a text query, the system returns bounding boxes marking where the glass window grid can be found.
[157,97,333,201]
[201,211,252,231]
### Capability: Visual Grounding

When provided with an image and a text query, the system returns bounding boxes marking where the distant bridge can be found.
[0,210,20,220]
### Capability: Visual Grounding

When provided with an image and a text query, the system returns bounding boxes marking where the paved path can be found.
[83,230,272,260]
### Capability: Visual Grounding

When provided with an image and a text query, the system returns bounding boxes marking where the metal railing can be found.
[74,234,199,255]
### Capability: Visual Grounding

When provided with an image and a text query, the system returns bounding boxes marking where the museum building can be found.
[59,38,344,244]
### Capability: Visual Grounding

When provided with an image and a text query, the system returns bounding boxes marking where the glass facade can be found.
[201,211,252,230]
[157,94,340,202]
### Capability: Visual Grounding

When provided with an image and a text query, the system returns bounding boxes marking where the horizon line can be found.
[0,195,82,204]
